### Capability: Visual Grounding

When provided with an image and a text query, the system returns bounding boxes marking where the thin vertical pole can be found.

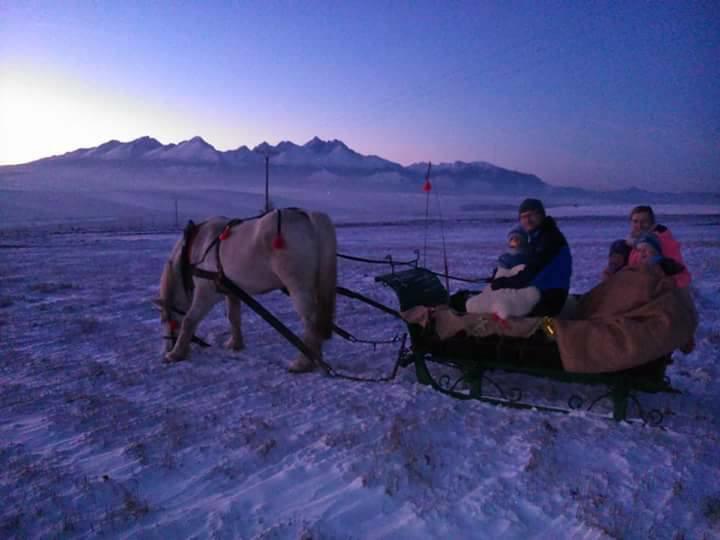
[435,190,450,294]
[422,162,432,267]
[265,155,270,213]
[423,193,430,267]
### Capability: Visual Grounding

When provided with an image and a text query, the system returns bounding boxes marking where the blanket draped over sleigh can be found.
[402,305,542,340]
[553,265,697,373]
[401,265,698,374]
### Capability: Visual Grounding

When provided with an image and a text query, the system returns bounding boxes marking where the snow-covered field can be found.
[2,209,720,539]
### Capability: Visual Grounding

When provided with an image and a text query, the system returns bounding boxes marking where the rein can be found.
[155,301,211,348]
[336,251,419,268]
[190,217,407,382]
[163,210,410,383]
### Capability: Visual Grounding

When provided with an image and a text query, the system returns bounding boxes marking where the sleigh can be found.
[159,212,692,426]
[376,267,686,425]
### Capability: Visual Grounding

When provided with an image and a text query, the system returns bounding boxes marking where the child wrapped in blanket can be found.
[466,226,541,319]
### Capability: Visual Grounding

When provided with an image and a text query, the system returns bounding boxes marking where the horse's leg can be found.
[285,289,323,373]
[165,283,219,363]
[224,296,244,351]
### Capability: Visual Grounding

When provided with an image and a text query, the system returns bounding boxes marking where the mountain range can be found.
[6,135,545,193]
[2,136,718,203]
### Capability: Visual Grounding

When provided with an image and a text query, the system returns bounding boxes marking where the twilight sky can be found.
[1,1,718,191]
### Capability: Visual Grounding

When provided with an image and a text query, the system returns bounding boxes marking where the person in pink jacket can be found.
[601,206,696,353]
[603,205,692,288]
[627,206,691,288]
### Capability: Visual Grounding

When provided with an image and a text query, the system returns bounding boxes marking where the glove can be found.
[449,290,479,313]
[658,257,684,276]
[491,277,509,290]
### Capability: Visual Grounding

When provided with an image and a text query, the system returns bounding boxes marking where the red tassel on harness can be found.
[168,319,179,332]
[272,233,286,250]
[219,227,231,241]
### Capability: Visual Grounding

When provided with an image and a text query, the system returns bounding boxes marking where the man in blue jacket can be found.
[490,198,572,316]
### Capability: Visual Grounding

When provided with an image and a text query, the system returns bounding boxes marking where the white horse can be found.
[153,208,337,372]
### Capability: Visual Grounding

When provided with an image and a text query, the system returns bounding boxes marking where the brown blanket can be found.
[554,265,698,373]
[401,264,698,374]
[402,305,541,340]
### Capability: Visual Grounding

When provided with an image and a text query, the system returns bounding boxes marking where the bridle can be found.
[156,299,211,349]
[157,210,295,354]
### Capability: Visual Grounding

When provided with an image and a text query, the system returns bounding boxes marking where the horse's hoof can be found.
[316,362,331,376]
[288,357,316,373]
[163,353,186,363]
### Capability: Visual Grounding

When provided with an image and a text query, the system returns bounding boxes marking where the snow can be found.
[2,194,720,538]
[269,139,393,170]
[409,161,500,172]
[99,137,163,160]
[145,137,221,163]
[20,136,404,173]
[224,146,264,165]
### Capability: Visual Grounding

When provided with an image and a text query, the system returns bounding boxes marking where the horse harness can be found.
[164,210,326,361]
[162,214,257,349]
[183,209,291,297]
[163,209,404,381]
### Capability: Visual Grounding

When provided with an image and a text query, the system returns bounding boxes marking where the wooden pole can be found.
[265,155,270,213]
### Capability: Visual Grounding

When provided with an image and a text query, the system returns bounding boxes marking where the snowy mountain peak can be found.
[21,135,545,190]
[78,137,164,160]
[447,160,499,171]
[224,144,263,165]
[142,135,220,162]
[305,136,325,147]
[126,136,163,152]
[96,140,122,151]
[252,142,275,154]
[275,140,300,152]
[304,137,350,154]
[130,135,161,146]
[178,136,214,149]
[409,160,499,172]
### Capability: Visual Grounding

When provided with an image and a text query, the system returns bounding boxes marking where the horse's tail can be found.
[308,211,337,340]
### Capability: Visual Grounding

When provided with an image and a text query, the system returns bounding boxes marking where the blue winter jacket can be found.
[491,216,572,315]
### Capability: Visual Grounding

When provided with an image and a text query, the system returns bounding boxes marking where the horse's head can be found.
[151,298,183,352]
[153,260,192,352]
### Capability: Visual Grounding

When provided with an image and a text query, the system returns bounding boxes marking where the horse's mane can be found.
[158,260,175,321]
[159,221,201,320]
[159,233,187,321]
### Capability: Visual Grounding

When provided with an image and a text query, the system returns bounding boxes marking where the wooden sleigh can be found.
[376,267,680,425]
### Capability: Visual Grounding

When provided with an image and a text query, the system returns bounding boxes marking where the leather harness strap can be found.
[165,209,405,382]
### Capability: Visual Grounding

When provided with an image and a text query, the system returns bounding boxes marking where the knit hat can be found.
[507,226,528,247]
[635,233,662,256]
[608,239,631,259]
[518,198,546,216]
[499,226,529,269]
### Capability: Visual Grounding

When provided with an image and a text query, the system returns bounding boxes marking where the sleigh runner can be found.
[376,266,693,425]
